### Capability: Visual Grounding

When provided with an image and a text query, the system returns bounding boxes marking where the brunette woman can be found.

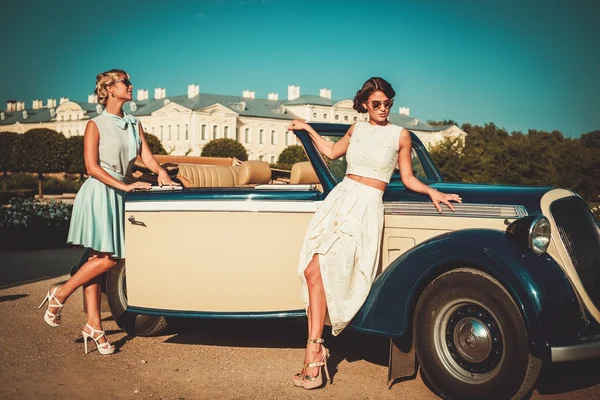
[289,77,462,389]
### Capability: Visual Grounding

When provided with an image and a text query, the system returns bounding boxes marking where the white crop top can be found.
[345,122,402,183]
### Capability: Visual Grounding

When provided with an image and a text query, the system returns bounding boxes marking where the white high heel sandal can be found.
[82,324,115,355]
[38,287,64,327]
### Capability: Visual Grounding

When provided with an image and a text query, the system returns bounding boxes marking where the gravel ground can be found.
[1,248,600,400]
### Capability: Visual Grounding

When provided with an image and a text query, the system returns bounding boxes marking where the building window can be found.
[259,129,265,144]
[270,130,276,145]
[285,131,289,146]
[335,114,339,121]
[344,115,348,121]
[201,125,207,140]
[258,155,264,161]
[270,156,275,164]
[212,125,217,139]
[224,126,229,138]
[176,125,180,140]
[244,128,250,143]
[185,124,189,140]
[168,125,172,140]
[323,113,327,119]
[160,126,164,140]
[312,112,317,118]
[353,116,357,122]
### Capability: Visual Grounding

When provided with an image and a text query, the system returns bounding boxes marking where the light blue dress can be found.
[67,110,141,259]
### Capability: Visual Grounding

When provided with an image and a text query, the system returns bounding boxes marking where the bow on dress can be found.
[102,110,141,161]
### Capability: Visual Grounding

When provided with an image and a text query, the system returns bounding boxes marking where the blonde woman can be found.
[38,69,179,355]
[289,77,462,389]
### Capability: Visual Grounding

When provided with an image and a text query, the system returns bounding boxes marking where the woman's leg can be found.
[303,254,327,378]
[53,252,117,305]
[81,276,113,348]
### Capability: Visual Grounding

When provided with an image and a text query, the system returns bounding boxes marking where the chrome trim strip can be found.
[127,306,307,319]
[127,200,529,217]
[551,340,600,362]
[255,184,317,191]
[125,200,320,213]
[384,202,528,219]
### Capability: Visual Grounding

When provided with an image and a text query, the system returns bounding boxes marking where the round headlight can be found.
[529,216,551,255]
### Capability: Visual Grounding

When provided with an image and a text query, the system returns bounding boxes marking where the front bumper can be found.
[551,338,600,362]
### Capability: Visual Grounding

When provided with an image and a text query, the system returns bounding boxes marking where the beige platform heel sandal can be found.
[297,338,331,390]
[292,338,325,387]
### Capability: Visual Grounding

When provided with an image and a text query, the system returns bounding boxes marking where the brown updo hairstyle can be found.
[94,69,129,106]
[352,77,396,113]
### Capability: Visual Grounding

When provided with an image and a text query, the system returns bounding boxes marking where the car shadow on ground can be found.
[535,358,600,395]
[163,317,600,396]
[164,317,390,382]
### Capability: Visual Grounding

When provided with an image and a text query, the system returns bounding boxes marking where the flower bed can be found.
[0,197,72,250]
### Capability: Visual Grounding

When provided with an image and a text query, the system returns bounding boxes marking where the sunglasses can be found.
[114,78,132,88]
[368,99,394,110]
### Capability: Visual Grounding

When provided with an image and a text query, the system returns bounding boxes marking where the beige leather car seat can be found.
[290,162,320,184]
[177,161,272,188]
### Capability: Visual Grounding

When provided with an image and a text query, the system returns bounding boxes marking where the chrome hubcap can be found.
[434,299,505,384]
[453,317,492,363]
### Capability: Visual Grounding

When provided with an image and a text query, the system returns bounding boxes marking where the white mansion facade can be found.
[0,85,465,163]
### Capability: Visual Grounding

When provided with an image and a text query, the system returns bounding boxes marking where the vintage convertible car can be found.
[106,123,600,399]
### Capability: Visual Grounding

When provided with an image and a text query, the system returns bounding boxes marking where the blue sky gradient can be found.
[1,0,598,136]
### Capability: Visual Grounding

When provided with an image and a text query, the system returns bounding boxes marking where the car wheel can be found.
[106,260,168,337]
[414,268,542,400]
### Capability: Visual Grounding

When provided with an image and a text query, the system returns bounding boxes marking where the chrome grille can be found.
[384,202,528,219]
[551,197,600,307]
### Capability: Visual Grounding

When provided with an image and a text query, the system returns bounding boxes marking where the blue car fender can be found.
[351,229,585,361]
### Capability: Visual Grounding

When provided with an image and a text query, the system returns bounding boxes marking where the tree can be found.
[276,145,308,170]
[0,131,19,190]
[574,130,600,201]
[145,132,167,155]
[427,119,459,127]
[580,130,600,149]
[201,138,248,161]
[428,136,465,182]
[64,135,86,179]
[12,128,66,199]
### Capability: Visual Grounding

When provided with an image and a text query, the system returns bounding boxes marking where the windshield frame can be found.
[292,123,443,194]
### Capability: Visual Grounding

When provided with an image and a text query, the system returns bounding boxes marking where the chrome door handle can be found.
[128,215,147,227]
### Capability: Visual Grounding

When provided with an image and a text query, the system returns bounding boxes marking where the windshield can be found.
[321,135,435,185]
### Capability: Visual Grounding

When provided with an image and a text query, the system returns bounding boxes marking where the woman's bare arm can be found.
[397,128,462,212]
[138,124,179,187]
[288,120,354,160]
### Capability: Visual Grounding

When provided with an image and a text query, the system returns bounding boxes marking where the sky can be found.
[1,0,598,137]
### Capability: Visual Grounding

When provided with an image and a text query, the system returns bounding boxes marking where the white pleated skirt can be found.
[298,177,384,336]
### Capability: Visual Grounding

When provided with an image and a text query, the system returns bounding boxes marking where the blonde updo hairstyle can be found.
[95,69,129,106]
